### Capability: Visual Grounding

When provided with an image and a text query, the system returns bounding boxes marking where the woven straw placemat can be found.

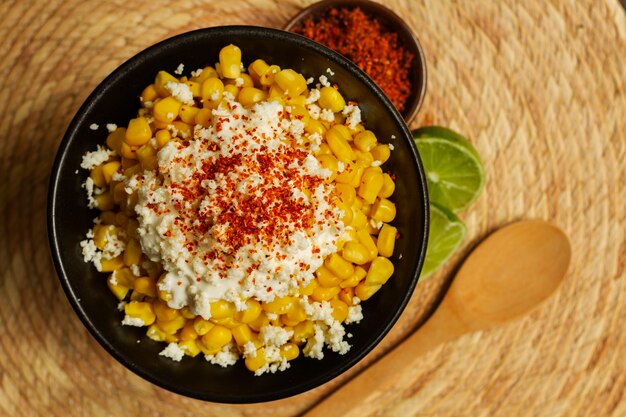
[0,0,624,416]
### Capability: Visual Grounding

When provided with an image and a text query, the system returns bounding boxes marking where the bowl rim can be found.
[47,25,429,403]
[284,0,428,124]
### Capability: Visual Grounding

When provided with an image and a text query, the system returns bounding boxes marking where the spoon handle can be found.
[302,303,466,417]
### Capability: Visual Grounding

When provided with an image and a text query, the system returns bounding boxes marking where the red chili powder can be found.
[295,7,414,112]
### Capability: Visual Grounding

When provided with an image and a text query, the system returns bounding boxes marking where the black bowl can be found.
[47,26,429,403]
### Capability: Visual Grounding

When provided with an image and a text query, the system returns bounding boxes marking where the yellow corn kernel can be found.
[210,317,241,329]
[376,224,398,257]
[234,299,262,324]
[153,300,181,322]
[171,121,192,138]
[305,118,327,136]
[90,165,106,188]
[263,296,295,315]
[153,97,182,123]
[202,325,232,351]
[260,64,281,86]
[119,143,137,161]
[179,320,199,341]
[179,105,199,124]
[286,303,307,324]
[231,324,254,346]
[316,142,332,155]
[354,150,375,166]
[141,84,159,103]
[317,154,338,181]
[299,278,319,296]
[349,162,366,188]
[289,104,310,125]
[371,144,391,164]
[93,224,115,250]
[274,69,307,97]
[286,95,307,107]
[268,83,283,99]
[125,301,155,325]
[219,44,242,79]
[335,162,357,184]
[179,340,201,357]
[94,192,114,211]
[248,313,270,332]
[154,71,179,97]
[184,81,201,98]
[334,183,356,205]
[209,300,236,319]
[316,265,342,287]
[224,84,240,97]
[311,285,340,302]
[245,348,267,372]
[293,320,315,343]
[114,267,135,288]
[280,343,300,361]
[357,229,378,260]
[99,211,116,225]
[122,239,141,267]
[152,130,169,150]
[193,317,214,336]
[100,255,124,272]
[133,277,157,298]
[238,87,268,107]
[146,324,168,342]
[339,287,355,305]
[121,157,137,169]
[358,167,384,204]
[365,256,395,285]
[157,315,186,335]
[106,127,126,155]
[158,289,172,302]
[318,86,346,112]
[342,242,370,265]
[136,144,157,171]
[355,282,382,301]
[193,108,211,127]
[326,126,354,163]
[379,173,395,198]
[101,161,121,184]
[324,253,354,279]
[354,130,377,152]
[200,77,224,106]
[248,59,270,85]
[329,299,349,322]
[124,117,152,146]
[340,266,367,288]
[371,198,397,223]
[192,66,218,83]
[107,273,129,300]
[336,200,353,225]
[180,307,195,320]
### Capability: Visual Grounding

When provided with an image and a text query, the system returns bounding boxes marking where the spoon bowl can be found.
[303,220,571,417]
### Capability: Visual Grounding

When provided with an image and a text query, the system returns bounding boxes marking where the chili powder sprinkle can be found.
[295,7,414,112]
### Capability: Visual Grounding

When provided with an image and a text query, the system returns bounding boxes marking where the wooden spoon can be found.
[303,220,571,417]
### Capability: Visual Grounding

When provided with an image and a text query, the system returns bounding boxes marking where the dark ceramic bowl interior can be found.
[47,26,428,403]
[284,0,427,124]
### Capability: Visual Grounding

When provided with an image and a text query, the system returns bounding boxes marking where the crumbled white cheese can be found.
[243,341,257,357]
[235,77,244,87]
[164,81,194,105]
[371,160,382,167]
[305,89,321,105]
[342,104,361,129]
[326,68,335,76]
[174,63,184,75]
[89,123,99,130]
[345,304,363,324]
[320,108,335,122]
[159,343,185,361]
[191,68,203,78]
[319,75,331,87]
[117,301,127,311]
[204,342,239,367]
[260,325,293,347]
[106,123,118,133]
[391,135,396,140]
[130,264,141,276]
[306,77,314,85]
[388,143,395,151]
[81,145,114,170]
[122,316,145,327]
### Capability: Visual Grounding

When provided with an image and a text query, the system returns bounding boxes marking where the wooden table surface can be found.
[0,0,624,416]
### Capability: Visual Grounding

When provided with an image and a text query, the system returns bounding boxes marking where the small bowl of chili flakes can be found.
[285,0,427,124]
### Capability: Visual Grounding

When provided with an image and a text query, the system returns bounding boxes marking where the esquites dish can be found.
[79,44,398,375]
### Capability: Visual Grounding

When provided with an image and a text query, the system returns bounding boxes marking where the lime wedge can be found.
[420,203,466,279]
[413,127,485,212]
